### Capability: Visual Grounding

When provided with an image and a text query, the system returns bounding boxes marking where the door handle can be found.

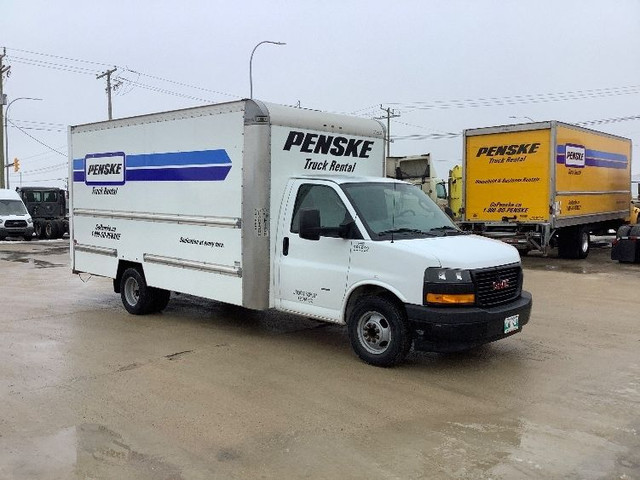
[283,237,289,256]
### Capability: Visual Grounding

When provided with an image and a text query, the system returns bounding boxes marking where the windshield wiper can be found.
[428,225,467,236]
[378,228,436,237]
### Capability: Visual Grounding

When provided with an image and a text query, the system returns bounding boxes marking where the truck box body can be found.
[70,100,532,366]
[462,122,632,256]
[70,100,384,310]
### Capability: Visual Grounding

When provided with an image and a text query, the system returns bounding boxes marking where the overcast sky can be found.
[2,0,639,189]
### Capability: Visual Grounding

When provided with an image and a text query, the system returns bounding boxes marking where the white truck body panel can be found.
[70,100,385,312]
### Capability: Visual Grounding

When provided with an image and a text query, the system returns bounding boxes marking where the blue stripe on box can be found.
[126,165,232,181]
[73,149,232,182]
[556,145,628,169]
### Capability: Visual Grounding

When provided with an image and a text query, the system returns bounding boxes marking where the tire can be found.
[576,226,590,259]
[34,222,44,238]
[23,234,33,241]
[44,221,59,240]
[120,268,154,315]
[147,288,171,313]
[348,296,412,367]
[558,226,590,259]
[55,220,65,239]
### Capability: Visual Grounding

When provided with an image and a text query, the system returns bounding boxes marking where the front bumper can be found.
[406,291,532,352]
[0,226,34,238]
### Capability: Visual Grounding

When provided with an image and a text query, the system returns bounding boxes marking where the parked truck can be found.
[448,164,463,220]
[385,154,451,215]
[16,186,69,239]
[69,100,532,367]
[461,121,632,258]
[0,189,34,241]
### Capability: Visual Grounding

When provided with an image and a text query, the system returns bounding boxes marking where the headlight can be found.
[424,268,475,306]
[27,217,33,224]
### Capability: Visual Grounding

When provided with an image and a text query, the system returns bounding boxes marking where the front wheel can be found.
[120,268,154,315]
[348,297,412,367]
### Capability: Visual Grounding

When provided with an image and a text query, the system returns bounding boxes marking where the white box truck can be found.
[69,100,532,366]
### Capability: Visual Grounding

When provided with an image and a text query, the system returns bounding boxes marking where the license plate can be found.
[504,314,519,334]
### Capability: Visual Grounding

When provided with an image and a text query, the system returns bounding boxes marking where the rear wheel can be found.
[348,296,412,367]
[44,221,59,240]
[576,227,590,259]
[120,268,154,315]
[558,226,590,259]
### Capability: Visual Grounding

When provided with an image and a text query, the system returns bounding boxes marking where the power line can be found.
[387,85,640,112]
[20,162,67,175]
[117,76,214,103]
[5,47,240,100]
[6,55,99,75]
[124,69,239,99]
[6,47,112,68]
[7,119,66,155]
[391,114,640,141]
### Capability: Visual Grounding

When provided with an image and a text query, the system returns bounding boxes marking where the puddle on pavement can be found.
[0,245,67,268]
[0,424,184,480]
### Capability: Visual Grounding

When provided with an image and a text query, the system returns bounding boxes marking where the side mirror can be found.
[338,219,358,239]
[299,208,321,241]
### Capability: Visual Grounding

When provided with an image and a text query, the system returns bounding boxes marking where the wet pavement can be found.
[0,238,638,479]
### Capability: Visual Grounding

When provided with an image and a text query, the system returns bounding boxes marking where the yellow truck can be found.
[462,121,632,258]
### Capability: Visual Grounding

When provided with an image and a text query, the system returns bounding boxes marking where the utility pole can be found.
[375,105,400,158]
[0,48,11,189]
[97,67,117,120]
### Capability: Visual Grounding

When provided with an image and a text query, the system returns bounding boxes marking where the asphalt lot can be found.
[0,237,638,479]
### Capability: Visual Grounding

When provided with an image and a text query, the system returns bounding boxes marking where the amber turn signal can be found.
[426,293,475,305]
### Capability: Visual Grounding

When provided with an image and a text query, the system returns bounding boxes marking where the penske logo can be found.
[85,152,125,185]
[476,143,540,157]
[565,144,586,167]
[284,131,374,158]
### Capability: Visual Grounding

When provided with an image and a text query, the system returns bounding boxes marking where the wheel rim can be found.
[357,311,392,355]
[581,232,589,253]
[123,276,140,307]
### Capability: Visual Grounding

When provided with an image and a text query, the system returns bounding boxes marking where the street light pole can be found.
[4,97,42,188]
[249,40,286,99]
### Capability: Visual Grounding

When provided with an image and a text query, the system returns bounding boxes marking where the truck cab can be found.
[275,176,531,366]
[17,187,68,239]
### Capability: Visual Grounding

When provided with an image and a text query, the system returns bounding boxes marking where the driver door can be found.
[276,181,355,321]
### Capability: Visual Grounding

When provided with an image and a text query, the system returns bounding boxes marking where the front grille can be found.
[472,264,521,307]
[5,220,28,228]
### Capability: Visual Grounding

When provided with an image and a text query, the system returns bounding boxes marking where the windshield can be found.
[0,199,28,216]
[341,182,460,240]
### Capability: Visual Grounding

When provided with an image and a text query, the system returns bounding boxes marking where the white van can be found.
[0,189,34,241]
[69,100,532,366]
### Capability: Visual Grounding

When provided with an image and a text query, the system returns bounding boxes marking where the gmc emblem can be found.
[492,279,510,291]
